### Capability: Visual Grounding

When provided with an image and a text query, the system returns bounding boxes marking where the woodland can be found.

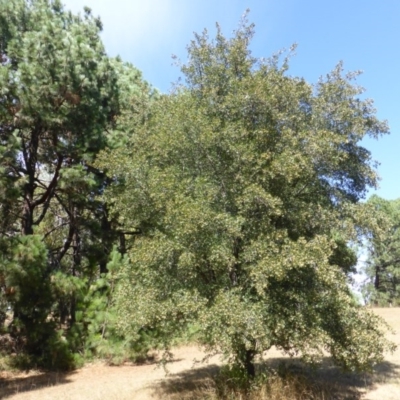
[0,0,398,386]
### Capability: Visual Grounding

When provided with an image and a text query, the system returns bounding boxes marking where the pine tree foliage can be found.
[0,0,119,236]
[0,234,75,368]
[99,17,394,375]
[0,0,151,367]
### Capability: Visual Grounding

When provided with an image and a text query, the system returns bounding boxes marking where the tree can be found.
[362,195,400,305]
[0,0,123,365]
[99,17,395,376]
[0,0,119,233]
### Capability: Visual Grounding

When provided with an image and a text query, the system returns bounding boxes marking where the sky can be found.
[62,0,400,201]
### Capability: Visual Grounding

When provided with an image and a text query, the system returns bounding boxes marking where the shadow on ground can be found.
[0,370,76,399]
[154,363,220,399]
[154,356,400,400]
[0,354,181,399]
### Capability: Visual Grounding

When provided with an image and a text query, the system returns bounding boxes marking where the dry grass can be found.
[362,308,400,400]
[0,308,399,400]
[156,308,400,400]
[159,369,337,400]
[156,360,366,400]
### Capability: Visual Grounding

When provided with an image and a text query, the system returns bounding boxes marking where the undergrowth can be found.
[166,363,342,400]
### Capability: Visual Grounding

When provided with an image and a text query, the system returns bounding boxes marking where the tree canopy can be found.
[0,0,151,367]
[362,195,400,305]
[98,19,394,375]
[0,2,395,374]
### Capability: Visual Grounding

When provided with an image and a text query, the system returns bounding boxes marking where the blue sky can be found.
[63,0,400,200]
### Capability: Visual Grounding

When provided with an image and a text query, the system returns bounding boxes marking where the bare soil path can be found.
[1,308,399,400]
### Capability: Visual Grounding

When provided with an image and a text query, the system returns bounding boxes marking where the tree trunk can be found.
[375,266,380,290]
[21,202,34,235]
[244,349,256,378]
[119,232,126,255]
[237,343,256,378]
[70,212,81,327]
[99,209,112,274]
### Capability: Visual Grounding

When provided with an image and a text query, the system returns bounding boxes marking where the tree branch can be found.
[42,222,69,240]
[57,224,75,264]
[32,154,63,208]
[373,258,400,270]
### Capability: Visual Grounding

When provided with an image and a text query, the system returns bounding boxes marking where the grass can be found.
[161,366,338,400]
[157,360,368,400]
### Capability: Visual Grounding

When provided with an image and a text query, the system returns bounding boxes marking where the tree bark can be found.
[244,349,256,378]
[70,209,81,327]
[375,266,380,290]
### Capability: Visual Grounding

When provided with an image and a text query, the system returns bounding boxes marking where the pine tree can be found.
[0,0,120,366]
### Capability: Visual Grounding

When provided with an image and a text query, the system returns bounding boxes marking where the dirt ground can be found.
[361,308,400,400]
[1,308,399,400]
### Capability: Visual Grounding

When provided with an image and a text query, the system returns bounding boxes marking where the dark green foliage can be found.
[363,195,400,305]
[0,235,75,369]
[0,0,129,368]
[2,236,52,349]
[78,248,129,364]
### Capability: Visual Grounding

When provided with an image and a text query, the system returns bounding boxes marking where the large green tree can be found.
[362,195,400,305]
[0,0,119,235]
[0,0,129,364]
[100,19,394,376]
